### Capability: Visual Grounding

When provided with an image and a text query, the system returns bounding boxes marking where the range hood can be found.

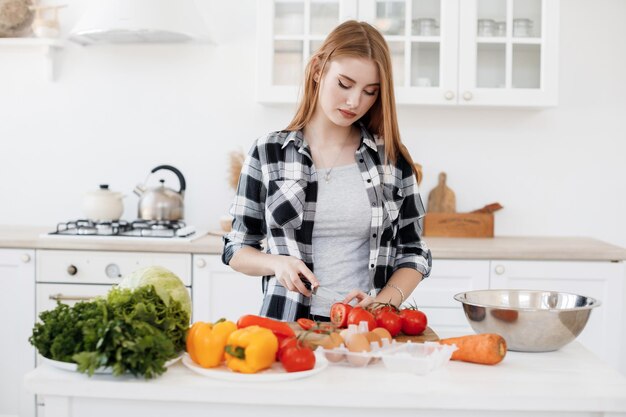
[69,0,211,46]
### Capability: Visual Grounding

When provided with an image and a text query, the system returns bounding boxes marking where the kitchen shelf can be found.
[0,37,65,81]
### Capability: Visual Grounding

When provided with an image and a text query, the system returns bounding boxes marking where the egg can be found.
[325,351,345,363]
[319,332,343,349]
[320,333,345,363]
[346,333,372,366]
[371,327,393,344]
[365,331,382,348]
[339,329,352,344]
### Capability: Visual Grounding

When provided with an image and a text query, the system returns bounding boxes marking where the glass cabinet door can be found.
[257,0,558,106]
[360,0,459,105]
[257,0,358,103]
[458,0,558,106]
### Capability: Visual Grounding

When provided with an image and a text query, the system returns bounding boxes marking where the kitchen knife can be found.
[311,286,345,303]
[300,277,345,302]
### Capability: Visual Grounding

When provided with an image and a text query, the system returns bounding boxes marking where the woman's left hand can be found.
[342,290,375,308]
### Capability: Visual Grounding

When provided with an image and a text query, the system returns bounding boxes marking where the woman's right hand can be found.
[271,255,319,297]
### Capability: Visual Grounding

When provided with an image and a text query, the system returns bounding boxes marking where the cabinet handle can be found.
[462,91,473,101]
[494,265,505,275]
[21,254,31,263]
[67,265,78,276]
[444,90,455,100]
[195,258,207,268]
[49,293,95,302]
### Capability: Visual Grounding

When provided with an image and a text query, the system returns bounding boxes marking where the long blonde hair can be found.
[285,20,416,173]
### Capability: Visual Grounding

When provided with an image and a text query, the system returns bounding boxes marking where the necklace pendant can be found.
[324,173,331,183]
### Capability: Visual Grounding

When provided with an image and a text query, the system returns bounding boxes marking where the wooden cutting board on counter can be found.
[394,326,439,343]
[288,322,439,343]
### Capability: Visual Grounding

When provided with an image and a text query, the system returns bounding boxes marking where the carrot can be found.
[439,334,507,365]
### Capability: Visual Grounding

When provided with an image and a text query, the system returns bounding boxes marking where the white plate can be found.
[182,352,328,382]
[42,353,183,374]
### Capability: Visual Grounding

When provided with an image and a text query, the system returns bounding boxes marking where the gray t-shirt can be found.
[310,163,372,316]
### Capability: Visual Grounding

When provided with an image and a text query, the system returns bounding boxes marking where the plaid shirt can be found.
[222,124,432,321]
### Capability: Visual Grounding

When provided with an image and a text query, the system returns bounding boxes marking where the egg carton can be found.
[319,323,404,368]
[320,339,404,367]
[379,341,457,375]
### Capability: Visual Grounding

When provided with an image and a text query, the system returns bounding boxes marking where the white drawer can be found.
[36,250,192,285]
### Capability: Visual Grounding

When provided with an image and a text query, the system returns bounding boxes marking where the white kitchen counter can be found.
[24,342,626,417]
[2,225,626,260]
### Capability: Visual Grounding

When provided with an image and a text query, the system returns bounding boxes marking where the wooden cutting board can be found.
[289,322,439,343]
[427,172,456,213]
[394,326,439,343]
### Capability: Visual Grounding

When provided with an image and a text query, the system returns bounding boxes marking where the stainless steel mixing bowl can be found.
[453,289,601,352]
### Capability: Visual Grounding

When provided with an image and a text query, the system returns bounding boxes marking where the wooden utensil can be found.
[471,202,503,214]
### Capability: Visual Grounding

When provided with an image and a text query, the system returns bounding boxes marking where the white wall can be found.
[1,0,625,249]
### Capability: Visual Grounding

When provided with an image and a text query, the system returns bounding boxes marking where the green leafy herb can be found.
[29,285,189,379]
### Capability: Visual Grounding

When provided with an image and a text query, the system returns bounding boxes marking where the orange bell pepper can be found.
[186,319,237,368]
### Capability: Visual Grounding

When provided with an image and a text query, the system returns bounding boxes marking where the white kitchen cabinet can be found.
[458,0,559,106]
[489,260,625,373]
[256,0,558,106]
[0,249,36,417]
[405,257,625,373]
[192,255,264,322]
[408,259,490,334]
[256,0,358,103]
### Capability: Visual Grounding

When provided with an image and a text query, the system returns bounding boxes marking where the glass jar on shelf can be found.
[495,21,506,37]
[477,19,496,36]
[513,18,533,37]
[414,18,439,36]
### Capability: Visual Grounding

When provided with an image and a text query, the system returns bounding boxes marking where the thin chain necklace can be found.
[312,126,353,184]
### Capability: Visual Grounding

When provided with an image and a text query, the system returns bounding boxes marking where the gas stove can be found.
[45,219,203,240]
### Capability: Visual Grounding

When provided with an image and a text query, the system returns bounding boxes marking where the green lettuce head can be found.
[118,266,191,319]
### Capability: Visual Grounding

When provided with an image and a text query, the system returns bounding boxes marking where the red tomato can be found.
[399,309,428,335]
[372,305,397,320]
[330,303,352,328]
[347,307,377,331]
[277,336,298,361]
[280,346,316,372]
[297,318,315,331]
[375,310,402,337]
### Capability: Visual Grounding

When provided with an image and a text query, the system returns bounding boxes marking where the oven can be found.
[35,250,192,317]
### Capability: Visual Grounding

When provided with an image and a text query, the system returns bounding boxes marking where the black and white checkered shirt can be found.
[222,124,432,321]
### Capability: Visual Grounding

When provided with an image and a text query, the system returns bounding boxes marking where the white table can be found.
[24,342,626,417]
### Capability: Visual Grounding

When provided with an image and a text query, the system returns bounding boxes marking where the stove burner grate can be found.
[51,219,195,238]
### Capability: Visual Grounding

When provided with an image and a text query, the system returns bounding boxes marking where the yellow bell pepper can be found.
[186,319,237,368]
[224,325,278,374]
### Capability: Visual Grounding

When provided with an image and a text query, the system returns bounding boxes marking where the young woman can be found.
[222,20,432,321]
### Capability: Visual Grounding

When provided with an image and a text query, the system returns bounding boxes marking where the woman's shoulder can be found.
[254,130,299,148]
[245,130,298,160]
